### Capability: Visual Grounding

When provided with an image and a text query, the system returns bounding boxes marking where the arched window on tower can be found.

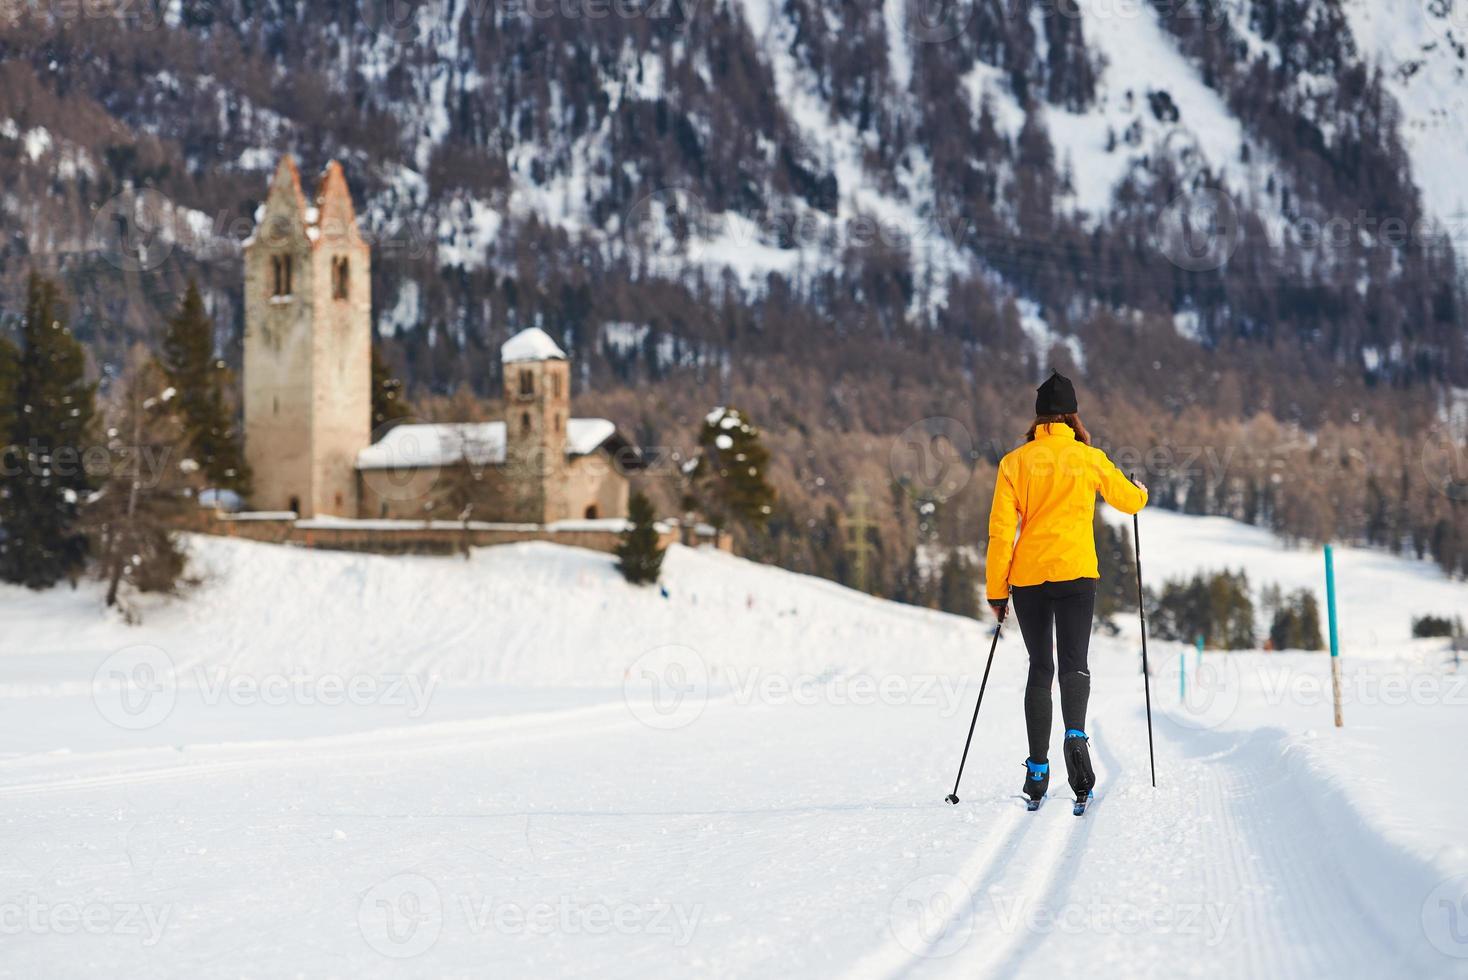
[519,370,534,397]
[272,255,293,297]
[520,411,532,436]
[332,256,349,300]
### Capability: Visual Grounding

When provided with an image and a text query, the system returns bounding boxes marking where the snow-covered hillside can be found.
[1099,505,1467,649]
[2,511,1466,976]
[7,0,1462,401]
[1342,0,1468,222]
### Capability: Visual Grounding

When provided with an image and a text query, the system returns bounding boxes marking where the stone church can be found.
[242,157,635,523]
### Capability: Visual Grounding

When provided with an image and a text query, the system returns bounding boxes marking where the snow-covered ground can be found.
[2,512,1466,977]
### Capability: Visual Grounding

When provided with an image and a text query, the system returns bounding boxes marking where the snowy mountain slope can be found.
[5,0,1460,385]
[1,513,1466,975]
[1342,0,1468,223]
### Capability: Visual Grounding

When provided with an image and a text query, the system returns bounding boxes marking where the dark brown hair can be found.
[1026,412,1091,445]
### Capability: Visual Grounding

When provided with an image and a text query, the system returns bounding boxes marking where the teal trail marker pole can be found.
[1324,545,1344,728]
[1179,645,1187,702]
[1195,635,1204,672]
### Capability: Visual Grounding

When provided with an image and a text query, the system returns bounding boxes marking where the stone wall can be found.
[176,509,729,557]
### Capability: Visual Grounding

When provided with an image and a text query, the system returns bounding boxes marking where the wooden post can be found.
[1324,544,1344,728]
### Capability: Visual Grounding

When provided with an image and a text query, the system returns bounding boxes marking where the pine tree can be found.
[937,550,980,619]
[616,491,665,585]
[0,275,97,589]
[159,282,249,493]
[690,407,775,529]
[0,334,17,447]
[371,342,409,432]
[1094,514,1138,622]
[82,347,199,617]
[1270,589,1324,651]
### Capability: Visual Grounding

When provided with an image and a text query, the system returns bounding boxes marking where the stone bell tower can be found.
[242,157,371,518]
[501,327,570,523]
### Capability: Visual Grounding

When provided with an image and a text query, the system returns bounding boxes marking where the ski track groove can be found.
[1191,727,1418,978]
[842,802,1028,980]
[0,703,639,798]
[928,720,1119,980]
[846,722,1119,980]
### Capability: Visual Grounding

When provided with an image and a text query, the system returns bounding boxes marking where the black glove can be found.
[988,599,1008,623]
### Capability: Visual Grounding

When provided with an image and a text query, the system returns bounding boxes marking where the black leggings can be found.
[1010,578,1096,763]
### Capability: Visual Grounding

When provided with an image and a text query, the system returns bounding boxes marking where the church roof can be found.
[501,327,567,363]
[356,418,618,470]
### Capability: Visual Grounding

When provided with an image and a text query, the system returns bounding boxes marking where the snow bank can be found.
[0,536,984,689]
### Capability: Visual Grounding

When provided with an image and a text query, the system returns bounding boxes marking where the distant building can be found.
[243,156,635,523]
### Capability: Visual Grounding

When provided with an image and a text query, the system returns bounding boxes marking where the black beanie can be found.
[1035,371,1078,415]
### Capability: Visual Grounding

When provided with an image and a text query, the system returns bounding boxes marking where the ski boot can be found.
[1063,729,1095,799]
[1022,758,1049,809]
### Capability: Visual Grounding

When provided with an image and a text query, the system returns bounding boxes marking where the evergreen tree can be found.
[1094,514,1138,622]
[1150,569,1255,649]
[1411,614,1457,638]
[1270,589,1324,650]
[937,550,980,619]
[690,407,775,530]
[82,347,198,617]
[0,275,97,589]
[0,334,17,447]
[616,491,665,585]
[159,282,249,493]
[371,342,409,432]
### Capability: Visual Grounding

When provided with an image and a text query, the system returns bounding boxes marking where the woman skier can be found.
[985,372,1148,807]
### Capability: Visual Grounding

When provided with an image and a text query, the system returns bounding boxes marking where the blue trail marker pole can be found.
[1324,545,1344,728]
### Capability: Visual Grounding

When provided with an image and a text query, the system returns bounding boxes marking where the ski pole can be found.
[945,623,1003,804]
[1130,474,1157,788]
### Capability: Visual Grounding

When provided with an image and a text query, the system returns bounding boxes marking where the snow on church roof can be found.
[501,327,566,364]
[356,418,618,470]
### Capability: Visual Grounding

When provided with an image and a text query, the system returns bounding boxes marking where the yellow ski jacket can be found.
[985,422,1148,601]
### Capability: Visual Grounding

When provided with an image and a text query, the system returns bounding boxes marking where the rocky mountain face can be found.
[2,0,1467,588]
